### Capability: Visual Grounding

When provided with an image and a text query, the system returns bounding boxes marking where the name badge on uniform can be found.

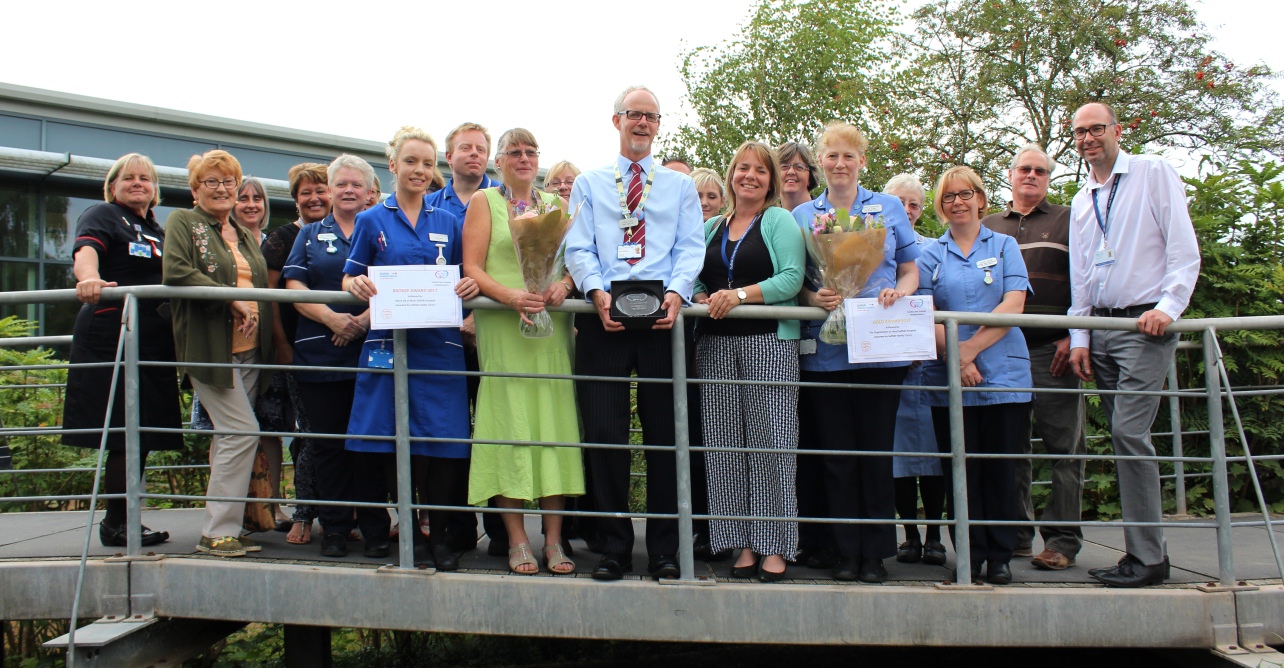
[1094,248,1116,267]
[368,348,393,369]
[317,233,337,241]
[619,215,640,229]
[429,233,449,243]
[128,242,152,258]
[861,204,883,214]
[976,257,997,269]
[617,243,643,260]
[799,339,818,355]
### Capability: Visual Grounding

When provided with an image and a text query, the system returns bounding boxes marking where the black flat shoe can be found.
[320,533,348,558]
[922,540,948,566]
[986,562,1012,585]
[591,554,632,581]
[363,539,390,559]
[805,547,839,570]
[730,556,760,579]
[857,558,888,583]
[832,557,860,581]
[896,539,923,564]
[1090,555,1167,588]
[648,555,680,580]
[99,521,169,548]
[413,543,435,568]
[757,564,786,583]
[433,544,460,572]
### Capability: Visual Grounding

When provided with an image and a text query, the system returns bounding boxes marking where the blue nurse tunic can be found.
[341,193,471,458]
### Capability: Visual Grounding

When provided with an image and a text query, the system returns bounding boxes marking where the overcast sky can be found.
[2,0,1280,173]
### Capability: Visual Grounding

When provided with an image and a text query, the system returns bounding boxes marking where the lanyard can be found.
[614,162,656,220]
[720,212,762,287]
[1091,174,1123,240]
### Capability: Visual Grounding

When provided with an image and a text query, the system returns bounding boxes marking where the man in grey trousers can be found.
[1067,102,1201,588]
[983,143,1084,570]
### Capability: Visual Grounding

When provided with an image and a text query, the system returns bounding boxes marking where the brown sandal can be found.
[543,543,575,575]
[508,543,537,575]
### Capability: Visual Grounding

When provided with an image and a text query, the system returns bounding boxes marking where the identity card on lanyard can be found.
[721,213,762,288]
[614,162,656,230]
[1092,175,1122,267]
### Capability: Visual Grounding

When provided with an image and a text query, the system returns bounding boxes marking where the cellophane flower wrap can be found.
[508,196,579,338]
[804,207,889,345]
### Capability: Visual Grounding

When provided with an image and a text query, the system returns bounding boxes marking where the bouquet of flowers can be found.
[803,207,889,344]
[508,196,581,338]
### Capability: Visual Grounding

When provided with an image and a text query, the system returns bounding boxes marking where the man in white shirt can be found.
[1066,102,1201,587]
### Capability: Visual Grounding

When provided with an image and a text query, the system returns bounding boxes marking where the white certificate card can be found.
[845,296,937,364]
[368,265,462,330]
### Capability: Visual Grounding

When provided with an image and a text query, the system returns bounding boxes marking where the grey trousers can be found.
[1089,329,1176,566]
[191,350,262,539]
[1016,340,1086,557]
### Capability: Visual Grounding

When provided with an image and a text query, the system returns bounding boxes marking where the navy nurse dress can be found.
[342,193,470,458]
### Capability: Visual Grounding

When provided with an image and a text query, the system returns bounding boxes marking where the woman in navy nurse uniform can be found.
[343,126,481,569]
[917,165,1032,586]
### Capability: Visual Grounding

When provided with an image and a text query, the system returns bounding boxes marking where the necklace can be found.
[499,184,540,215]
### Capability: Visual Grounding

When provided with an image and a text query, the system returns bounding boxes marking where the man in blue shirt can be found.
[565,85,705,581]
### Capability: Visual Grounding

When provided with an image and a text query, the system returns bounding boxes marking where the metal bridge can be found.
[1,286,1282,667]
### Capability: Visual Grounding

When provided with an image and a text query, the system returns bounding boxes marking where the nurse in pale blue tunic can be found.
[342,126,481,569]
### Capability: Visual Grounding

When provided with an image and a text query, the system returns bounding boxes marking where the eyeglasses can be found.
[1072,123,1112,139]
[200,178,237,190]
[781,163,810,173]
[1014,165,1050,176]
[502,149,539,159]
[940,189,978,204]
[618,110,661,123]
[546,179,574,188]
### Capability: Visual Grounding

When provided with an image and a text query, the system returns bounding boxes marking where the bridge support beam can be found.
[44,618,243,667]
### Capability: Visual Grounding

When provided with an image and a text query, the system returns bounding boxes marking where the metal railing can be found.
[1,285,1282,592]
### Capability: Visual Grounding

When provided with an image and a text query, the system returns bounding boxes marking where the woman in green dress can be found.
[461,128,584,575]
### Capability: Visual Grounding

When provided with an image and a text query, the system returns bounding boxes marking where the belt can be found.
[1092,302,1158,318]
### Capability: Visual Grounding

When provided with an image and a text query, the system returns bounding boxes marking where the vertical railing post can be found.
[944,319,972,584]
[1203,327,1235,586]
[1167,359,1186,516]
[393,329,415,570]
[122,294,142,556]
[670,313,695,582]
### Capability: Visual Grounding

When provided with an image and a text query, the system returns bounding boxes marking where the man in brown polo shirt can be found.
[982,143,1085,570]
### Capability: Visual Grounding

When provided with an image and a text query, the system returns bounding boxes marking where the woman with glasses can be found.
[63,153,182,548]
[693,140,805,583]
[343,126,480,570]
[775,141,819,213]
[163,149,275,558]
[917,165,1031,585]
[462,128,584,575]
[791,121,920,583]
[543,160,580,201]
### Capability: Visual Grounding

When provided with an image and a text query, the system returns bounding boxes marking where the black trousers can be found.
[575,312,678,558]
[800,367,907,561]
[930,402,1031,566]
[296,379,389,541]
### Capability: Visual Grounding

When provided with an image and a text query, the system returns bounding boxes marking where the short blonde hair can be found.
[723,141,783,220]
[385,125,438,163]
[544,160,580,185]
[444,122,491,154]
[883,173,925,201]
[288,162,329,199]
[104,153,160,208]
[933,166,988,220]
[816,121,869,158]
[691,167,724,197]
[328,154,376,189]
[186,150,242,190]
[495,128,539,157]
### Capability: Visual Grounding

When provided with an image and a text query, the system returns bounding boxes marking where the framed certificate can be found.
[368,265,463,329]
[845,296,937,363]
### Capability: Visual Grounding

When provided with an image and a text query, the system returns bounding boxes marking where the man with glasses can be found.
[565,85,704,581]
[1067,102,1201,587]
[983,143,1084,572]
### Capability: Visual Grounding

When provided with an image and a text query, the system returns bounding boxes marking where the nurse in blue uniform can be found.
[343,126,481,569]
[917,165,1032,586]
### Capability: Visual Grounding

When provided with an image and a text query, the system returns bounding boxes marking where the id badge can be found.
[128,241,152,258]
[799,339,818,355]
[1094,248,1115,267]
[617,243,644,260]
[618,216,639,229]
[367,348,393,369]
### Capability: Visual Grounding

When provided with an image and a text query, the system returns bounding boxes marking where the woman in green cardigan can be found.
[692,140,805,583]
[163,149,275,558]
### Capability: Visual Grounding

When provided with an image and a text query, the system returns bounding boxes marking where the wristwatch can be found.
[736,288,747,303]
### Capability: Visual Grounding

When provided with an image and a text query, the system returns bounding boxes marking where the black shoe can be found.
[584,533,607,555]
[591,554,632,581]
[986,562,1012,585]
[487,539,510,557]
[693,533,713,561]
[757,563,786,583]
[857,558,888,583]
[922,540,948,566]
[100,521,169,548]
[805,547,839,570]
[433,544,460,572]
[1090,554,1168,588]
[363,539,391,559]
[896,538,923,564]
[731,555,760,579]
[561,535,575,558]
[648,554,680,580]
[832,557,860,581]
[413,543,435,568]
[320,533,348,558]
[968,560,984,583]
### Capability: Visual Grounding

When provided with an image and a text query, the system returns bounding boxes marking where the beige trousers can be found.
[191,350,262,539]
